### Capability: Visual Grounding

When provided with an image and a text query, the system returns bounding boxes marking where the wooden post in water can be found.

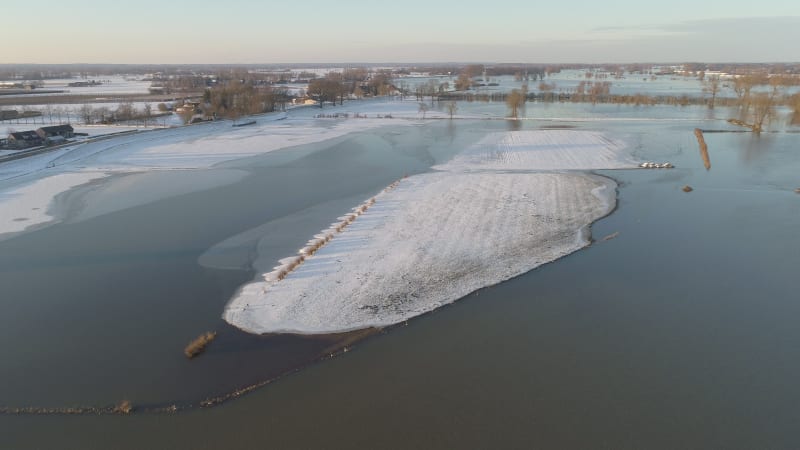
[694,128,711,170]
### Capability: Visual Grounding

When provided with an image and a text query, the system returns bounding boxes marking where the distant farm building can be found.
[1,110,19,121]
[67,80,102,87]
[7,131,43,149]
[45,135,67,145]
[293,97,318,106]
[36,124,74,140]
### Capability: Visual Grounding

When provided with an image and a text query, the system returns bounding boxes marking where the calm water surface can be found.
[1,103,798,449]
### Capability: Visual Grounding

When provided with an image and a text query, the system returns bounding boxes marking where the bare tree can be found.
[418,102,429,119]
[703,75,721,109]
[425,79,438,105]
[445,101,458,119]
[749,92,777,133]
[116,101,136,122]
[538,81,557,101]
[791,93,800,125]
[44,104,54,123]
[732,74,766,118]
[79,104,93,124]
[308,78,341,107]
[506,89,526,119]
[454,73,472,91]
[731,74,781,133]
[143,103,152,127]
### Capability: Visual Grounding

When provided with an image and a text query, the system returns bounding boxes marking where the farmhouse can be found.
[36,124,74,140]
[7,131,43,149]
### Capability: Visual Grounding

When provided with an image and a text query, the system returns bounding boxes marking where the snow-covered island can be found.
[223,130,635,334]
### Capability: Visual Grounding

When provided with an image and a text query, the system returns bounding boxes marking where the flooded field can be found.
[1,98,798,449]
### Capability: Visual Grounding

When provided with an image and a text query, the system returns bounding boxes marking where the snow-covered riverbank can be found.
[0,101,431,240]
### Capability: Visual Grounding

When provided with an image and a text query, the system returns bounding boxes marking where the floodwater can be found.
[1,101,799,449]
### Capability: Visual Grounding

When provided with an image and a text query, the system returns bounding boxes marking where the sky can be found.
[2,0,799,64]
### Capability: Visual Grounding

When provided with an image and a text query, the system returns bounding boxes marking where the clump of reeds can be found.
[284,255,304,272]
[383,179,402,193]
[694,128,711,170]
[114,400,133,414]
[273,267,289,281]
[184,331,217,359]
[602,231,620,241]
[682,185,694,193]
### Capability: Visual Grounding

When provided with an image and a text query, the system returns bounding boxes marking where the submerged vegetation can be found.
[694,129,711,170]
[184,332,217,359]
[114,400,133,414]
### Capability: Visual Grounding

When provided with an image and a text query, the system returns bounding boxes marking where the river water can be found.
[1,101,799,449]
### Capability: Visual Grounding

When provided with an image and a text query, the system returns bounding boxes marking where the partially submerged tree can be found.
[538,81,557,101]
[703,75,721,109]
[506,89,526,119]
[730,73,783,133]
[445,101,458,119]
[177,106,195,125]
[418,102,429,119]
[749,92,777,133]
[791,93,800,125]
[454,73,472,91]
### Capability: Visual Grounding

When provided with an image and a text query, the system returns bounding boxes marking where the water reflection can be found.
[740,133,775,163]
[506,119,522,131]
[3,103,800,449]
[446,119,456,143]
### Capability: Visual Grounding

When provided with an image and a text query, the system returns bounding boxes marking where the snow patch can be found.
[438,130,637,172]
[0,171,108,236]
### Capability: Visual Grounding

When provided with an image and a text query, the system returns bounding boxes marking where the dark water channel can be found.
[1,105,799,449]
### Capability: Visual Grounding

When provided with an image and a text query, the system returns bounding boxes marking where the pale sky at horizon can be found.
[3,0,799,64]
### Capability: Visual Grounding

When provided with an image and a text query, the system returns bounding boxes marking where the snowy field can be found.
[0,76,151,99]
[223,129,632,334]
[439,130,637,172]
[1,101,181,129]
[0,101,436,239]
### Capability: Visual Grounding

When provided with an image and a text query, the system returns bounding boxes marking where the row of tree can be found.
[307,71,394,107]
[78,101,168,126]
[195,81,291,123]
